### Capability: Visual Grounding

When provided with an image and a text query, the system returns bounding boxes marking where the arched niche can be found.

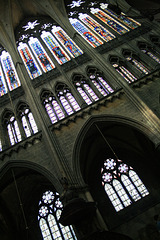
[72,116,160,229]
[0,161,61,240]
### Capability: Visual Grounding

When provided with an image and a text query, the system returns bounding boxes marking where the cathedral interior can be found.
[0,0,160,239]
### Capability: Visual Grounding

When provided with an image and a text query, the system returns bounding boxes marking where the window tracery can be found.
[73,74,99,105]
[87,67,114,96]
[122,50,150,75]
[55,83,81,115]
[101,158,149,212]
[138,42,160,64]
[3,111,22,146]
[90,8,129,35]
[16,18,83,79]
[78,13,115,42]
[17,103,38,137]
[100,3,141,29]
[69,18,103,48]
[110,56,137,83]
[41,90,65,124]
[38,190,77,240]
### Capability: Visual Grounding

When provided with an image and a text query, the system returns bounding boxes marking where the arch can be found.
[0,159,62,193]
[72,115,157,185]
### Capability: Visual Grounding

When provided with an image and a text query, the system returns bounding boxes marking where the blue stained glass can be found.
[0,66,7,96]
[79,13,115,42]
[52,26,83,58]
[1,51,21,90]
[69,18,103,48]
[28,37,55,72]
[41,31,70,65]
[91,8,129,35]
[101,6,141,29]
[18,42,42,79]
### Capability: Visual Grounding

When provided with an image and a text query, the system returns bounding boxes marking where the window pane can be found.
[100,4,141,29]
[1,51,21,90]
[28,112,38,134]
[48,214,62,240]
[121,174,141,201]
[113,179,131,207]
[69,18,103,48]
[41,31,70,65]
[28,37,55,72]
[18,42,42,79]
[0,65,7,96]
[22,116,31,137]
[79,13,115,42]
[105,184,124,211]
[66,93,80,111]
[40,218,52,240]
[129,170,149,197]
[52,26,83,58]
[91,8,129,35]
[60,96,74,115]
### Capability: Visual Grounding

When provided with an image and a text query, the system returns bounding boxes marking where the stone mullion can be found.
[14,58,69,187]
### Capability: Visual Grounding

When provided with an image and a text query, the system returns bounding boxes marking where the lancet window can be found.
[16,18,83,79]
[0,140,2,152]
[73,74,99,105]
[66,1,141,48]
[0,47,21,97]
[87,67,114,96]
[90,8,129,35]
[110,56,137,83]
[3,111,22,146]
[69,18,103,48]
[78,13,116,42]
[38,190,77,240]
[101,158,149,212]
[56,83,81,115]
[122,50,150,75]
[138,42,160,64]
[17,103,38,137]
[100,3,141,29]
[41,90,65,124]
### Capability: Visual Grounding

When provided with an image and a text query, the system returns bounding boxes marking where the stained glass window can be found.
[17,103,38,137]
[51,26,83,58]
[0,65,7,96]
[0,140,2,152]
[101,158,149,212]
[110,57,137,83]
[1,51,21,91]
[3,112,22,146]
[18,42,42,79]
[122,50,150,75]
[28,37,55,72]
[100,4,141,29]
[41,31,71,65]
[38,190,77,240]
[69,18,103,48]
[90,8,129,35]
[88,70,114,96]
[138,42,160,64]
[73,75,99,105]
[41,91,65,124]
[78,13,115,42]
[56,83,81,115]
